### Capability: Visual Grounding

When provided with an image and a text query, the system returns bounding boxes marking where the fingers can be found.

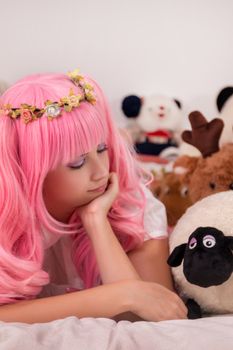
[174,292,187,314]
[170,294,188,319]
[158,290,187,321]
[107,172,119,194]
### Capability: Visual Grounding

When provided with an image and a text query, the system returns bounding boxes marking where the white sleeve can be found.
[141,185,168,240]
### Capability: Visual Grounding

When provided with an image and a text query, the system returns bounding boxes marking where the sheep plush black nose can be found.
[168,227,233,288]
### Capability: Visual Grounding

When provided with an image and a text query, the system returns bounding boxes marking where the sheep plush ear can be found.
[167,243,187,267]
[224,236,233,250]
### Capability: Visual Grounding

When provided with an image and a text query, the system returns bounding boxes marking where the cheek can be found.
[43,170,86,204]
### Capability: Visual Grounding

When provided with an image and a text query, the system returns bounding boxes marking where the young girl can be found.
[0,70,187,323]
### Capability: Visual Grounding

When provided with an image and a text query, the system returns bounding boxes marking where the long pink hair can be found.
[0,72,149,304]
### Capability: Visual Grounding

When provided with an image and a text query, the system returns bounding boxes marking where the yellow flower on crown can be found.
[67,69,84,83]
[60,88,83,112]
[68,69,97,104]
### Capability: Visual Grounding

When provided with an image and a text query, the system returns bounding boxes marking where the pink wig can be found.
[0,72,148,303]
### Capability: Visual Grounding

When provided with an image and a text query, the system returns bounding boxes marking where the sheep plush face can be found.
[168,226,233,287]
[169,191,233,315]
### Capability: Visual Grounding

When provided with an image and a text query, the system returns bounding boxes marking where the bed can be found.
[0,315,233,349]
[1,156,230,349]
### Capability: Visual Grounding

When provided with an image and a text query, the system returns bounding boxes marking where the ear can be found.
[121,95,142,118]
[167,243,187,267]
[216,87,233,112]
[174,99,182,109]
[224,236,233,250]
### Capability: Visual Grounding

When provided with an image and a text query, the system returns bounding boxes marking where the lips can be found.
[88,183,108,192]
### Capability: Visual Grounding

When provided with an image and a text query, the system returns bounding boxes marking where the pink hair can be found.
[0,72,149,303]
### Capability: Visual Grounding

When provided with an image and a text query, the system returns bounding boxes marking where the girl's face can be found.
[43,142,110,223]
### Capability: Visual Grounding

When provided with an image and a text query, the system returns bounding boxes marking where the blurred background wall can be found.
[1,0,233,125]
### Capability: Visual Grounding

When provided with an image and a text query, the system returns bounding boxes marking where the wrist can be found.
[117,280,138,314]
[119,280,140,314]
[82,212,109,231]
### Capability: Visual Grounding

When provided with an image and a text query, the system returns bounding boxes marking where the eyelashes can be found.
[97,143,108,153]
[68,143,108,169]
[68,157,86,169]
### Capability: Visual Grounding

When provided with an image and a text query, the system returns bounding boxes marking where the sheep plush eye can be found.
[203,235,216,248]
[188,237,197,249]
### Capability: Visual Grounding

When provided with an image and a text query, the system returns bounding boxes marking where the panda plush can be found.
[121,94,183,157]
[216,87,233,146]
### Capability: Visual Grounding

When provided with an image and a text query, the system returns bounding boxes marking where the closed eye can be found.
[68,143,108,169]
[97,142,108,153]
[68,155,86,169]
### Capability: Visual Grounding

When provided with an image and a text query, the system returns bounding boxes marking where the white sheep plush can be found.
[168,191,233,318]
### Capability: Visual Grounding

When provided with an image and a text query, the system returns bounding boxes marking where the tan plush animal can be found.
[150,172,191,227]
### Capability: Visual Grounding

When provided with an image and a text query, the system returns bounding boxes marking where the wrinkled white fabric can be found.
[0,315,232,350]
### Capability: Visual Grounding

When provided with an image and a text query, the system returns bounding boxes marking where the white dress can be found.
[39,186,168,298]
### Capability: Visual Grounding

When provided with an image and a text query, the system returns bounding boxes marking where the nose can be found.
[158,105,165,118]
[91,157,109,182]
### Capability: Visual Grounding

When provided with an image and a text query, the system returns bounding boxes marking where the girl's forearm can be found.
[83,216,140,284]
[0,281,132,324]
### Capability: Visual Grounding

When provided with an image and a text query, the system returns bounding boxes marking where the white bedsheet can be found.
[0,315,232,350]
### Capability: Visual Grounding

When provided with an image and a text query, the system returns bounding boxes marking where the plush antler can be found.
[182,111,224,158]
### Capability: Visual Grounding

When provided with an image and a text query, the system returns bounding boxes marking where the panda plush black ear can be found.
[121,95,142,118]
[167,243,187,267]
[224,236,233,250]
[216,87,233,112]
[174,99,182,109]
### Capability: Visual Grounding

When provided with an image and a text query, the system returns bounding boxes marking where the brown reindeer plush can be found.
[174,111,233,204]
[150,111,233,226]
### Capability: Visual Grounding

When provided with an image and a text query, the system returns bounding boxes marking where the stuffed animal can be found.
[167,191,233,319]
[150,171,191,227]
[121,94,183,156]
[216,87,233,146]
[173,111,233,204]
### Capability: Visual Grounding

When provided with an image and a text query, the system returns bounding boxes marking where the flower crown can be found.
[0,69,97,124]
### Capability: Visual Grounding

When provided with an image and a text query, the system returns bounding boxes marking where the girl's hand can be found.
[128,280,187,321]
[77,172,119,224]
